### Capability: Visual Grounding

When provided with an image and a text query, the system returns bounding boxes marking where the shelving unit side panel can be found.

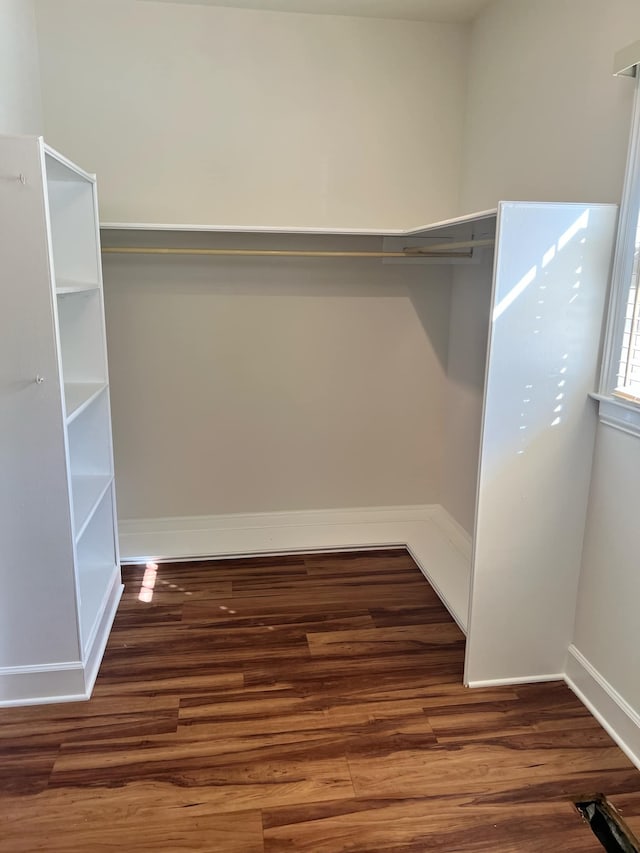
[465,202,617,685]
[0,136,80,670]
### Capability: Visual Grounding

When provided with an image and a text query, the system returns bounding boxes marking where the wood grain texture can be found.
[0,548,638,851]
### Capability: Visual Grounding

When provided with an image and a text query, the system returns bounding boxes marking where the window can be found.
[612,209,640,402]
[598,44,640,434]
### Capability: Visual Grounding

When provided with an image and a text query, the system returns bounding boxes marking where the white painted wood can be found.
[56,291,108,384]
[71,474,113,541]
[467,674,565,688]
[0,662,86,707]
[118,503,471,632]
[56,280,100,295]
[0,135,79,669]
[100,208,498,237]
[591,392,640,438]
[440,253,494,536]
[566,645,640,771]
[101,222,407,235]
[46,155,100,286]
[464,202,618,685]
[0,134,121,705]
[0,570,123,707]
[614,39,640,76]
[64,382,107,422]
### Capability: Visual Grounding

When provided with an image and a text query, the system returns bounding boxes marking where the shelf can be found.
[44,145,95,184]
[56,279,99,296]
[99,209,500,237]
[64,382,106,422]
[71,474,113,542]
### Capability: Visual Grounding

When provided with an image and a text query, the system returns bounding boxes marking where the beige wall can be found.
[573,426,640,712]
[461,0,640,212]
[0,0,42,134]
[103,244,451,519]
[35,0,468,229]
[33,0,467,521]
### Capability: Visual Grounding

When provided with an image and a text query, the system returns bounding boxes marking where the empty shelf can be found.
[71,474,113,541]
[64,382,106,422]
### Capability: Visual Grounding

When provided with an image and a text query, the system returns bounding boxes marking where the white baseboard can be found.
[565,645,640,771]
[467,673,565,689]
[428,504,473,561]
[0,573,124,707]
[119,503,473,632]
[118,504,436,561]
[0,660,87,707]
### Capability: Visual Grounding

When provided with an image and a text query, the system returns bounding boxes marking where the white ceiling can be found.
[139,0,493,24]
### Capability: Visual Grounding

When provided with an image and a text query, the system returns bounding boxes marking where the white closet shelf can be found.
[65,382,107,423]
[99,208,498,238]
[56,279,100,296]
[72,474,113,542]
[44,144,95,184]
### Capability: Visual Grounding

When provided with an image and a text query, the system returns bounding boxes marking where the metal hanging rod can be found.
[101,238,494,259]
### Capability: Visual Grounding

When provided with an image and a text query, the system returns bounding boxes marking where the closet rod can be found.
[101,238,495,259]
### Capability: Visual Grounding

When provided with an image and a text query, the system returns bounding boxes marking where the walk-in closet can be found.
[99,201,616,689]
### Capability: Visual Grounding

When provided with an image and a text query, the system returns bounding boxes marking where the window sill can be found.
[590,392,640,438]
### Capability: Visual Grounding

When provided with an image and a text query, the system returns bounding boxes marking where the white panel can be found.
[56,290,108,384]
[76,487,119,652]
[0,136,79,667]
[0,135,120,705]
[465,202,617,684]
[440,254,493,534]
[46,168,100,285]
[614,39,640,76]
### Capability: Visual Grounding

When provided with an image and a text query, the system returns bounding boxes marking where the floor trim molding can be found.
[0,660,87,707]
[467,673,565,689]
[118,504,438,561]
[565,644,640,771]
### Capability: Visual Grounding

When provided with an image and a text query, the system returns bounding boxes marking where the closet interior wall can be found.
[100,229,460,524]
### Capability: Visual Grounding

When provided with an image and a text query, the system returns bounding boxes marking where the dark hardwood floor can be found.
[1,549,639,851]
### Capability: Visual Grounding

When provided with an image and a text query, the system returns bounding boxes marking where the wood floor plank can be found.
[306,622,464,658]
[348,741,635,801]
[0,548,638,852]
[0,788,265,853]
[262,797,605,853]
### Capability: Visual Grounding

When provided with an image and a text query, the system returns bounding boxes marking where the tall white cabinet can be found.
[0,136,122,705]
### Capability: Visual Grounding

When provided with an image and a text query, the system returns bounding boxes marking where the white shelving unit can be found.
[103,202,617,690]
[0,135,122,705]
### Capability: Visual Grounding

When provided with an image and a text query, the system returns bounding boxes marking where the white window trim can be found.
[596,60,640,438]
